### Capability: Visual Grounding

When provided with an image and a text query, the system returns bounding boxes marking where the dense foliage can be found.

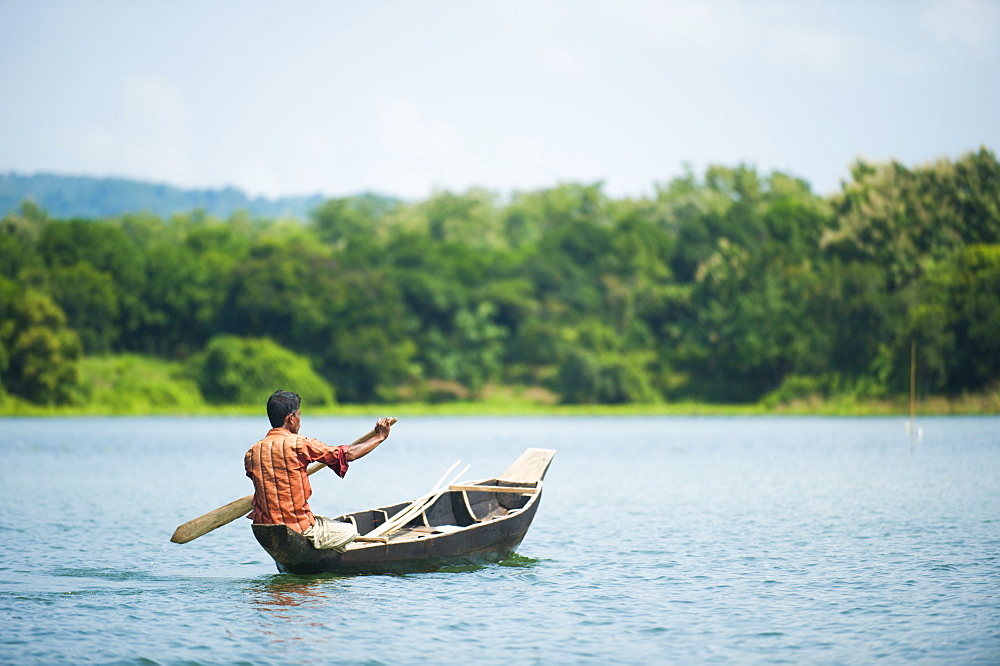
[1,150,998,407]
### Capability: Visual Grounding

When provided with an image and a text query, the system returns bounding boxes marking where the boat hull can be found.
[252,485,542,575]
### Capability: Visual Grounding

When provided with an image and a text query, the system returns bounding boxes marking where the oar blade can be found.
[170,495,253,544]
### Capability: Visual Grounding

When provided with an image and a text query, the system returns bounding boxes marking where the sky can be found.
[1,0,998,201]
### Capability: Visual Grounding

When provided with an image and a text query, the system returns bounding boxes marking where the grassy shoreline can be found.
[1,392,996,418]
[4,354,995,417]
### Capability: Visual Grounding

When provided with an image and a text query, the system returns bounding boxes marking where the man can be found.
[245,390,394,551]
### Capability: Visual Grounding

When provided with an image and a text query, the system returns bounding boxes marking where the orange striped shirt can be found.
[244,427,349,532]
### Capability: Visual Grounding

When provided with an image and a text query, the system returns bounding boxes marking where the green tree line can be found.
[2,149,998,408]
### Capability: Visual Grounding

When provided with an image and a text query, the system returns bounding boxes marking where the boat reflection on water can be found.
[247,577,339,610]
[243,576,347,644]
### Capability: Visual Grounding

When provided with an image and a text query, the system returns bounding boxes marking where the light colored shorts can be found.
[302,515,358,552]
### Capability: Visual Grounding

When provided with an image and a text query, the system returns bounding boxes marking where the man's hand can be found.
[374,417,395,441]
[344,417,397,462]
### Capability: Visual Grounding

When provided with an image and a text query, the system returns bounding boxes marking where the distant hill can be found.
[0,172,335,221]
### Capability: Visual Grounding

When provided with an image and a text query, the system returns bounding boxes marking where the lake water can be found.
[1,415,998,663]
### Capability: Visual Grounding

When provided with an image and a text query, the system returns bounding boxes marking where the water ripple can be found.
[2,416,999,663]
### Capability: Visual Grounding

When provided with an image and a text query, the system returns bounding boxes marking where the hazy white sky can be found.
[1,0,997,200]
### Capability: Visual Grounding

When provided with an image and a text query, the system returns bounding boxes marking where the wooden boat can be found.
[252,447,555,575]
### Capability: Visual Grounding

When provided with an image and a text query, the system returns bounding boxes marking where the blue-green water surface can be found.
[1,416,998,663]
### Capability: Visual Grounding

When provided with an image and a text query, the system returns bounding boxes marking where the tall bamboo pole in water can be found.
[910,339,916,453]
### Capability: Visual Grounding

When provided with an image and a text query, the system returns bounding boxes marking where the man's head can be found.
[267,390,301,430]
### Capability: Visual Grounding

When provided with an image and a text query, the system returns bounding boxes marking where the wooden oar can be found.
[170,418,397,544]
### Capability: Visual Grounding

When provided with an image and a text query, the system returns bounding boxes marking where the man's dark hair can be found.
[267,390,301,427]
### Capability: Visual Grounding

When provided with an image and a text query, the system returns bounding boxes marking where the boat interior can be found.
[336,478,540,545]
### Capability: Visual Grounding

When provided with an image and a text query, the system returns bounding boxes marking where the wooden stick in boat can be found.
[367,464,470,538]
[169,418,397,544]
[365,464,467,538]
[360,459,460,536]
[448,484,538,494]
[353,535,389,543]
[423,460,463,503]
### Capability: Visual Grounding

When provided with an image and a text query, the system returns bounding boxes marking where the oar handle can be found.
[305,417,397,475]
[170,418,397,544]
